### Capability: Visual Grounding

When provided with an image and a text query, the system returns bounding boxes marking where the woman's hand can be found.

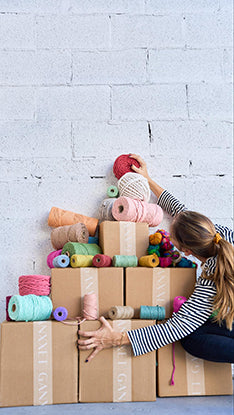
[78,316,123,363]
[129,154,150,180]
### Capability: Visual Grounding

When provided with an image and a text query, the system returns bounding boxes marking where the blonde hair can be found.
[170,211,234,330]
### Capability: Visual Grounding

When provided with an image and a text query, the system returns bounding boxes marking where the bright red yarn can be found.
[113,154,140,180]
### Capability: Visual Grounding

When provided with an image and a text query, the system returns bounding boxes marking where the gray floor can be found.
[1,388,233,415]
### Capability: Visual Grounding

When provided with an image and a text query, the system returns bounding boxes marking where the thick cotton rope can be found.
[140,305,165,320]
[108,305,134,320]
[112,196,163,227]
[113,154,140,180]
[18,275,51,296]
[70,255,94,268]
[118,172,151,202]
[8,295,53,322]
[98,198,117,222]
[107,185,119,198]
[53,306,68,321]
[112,255,138,267]
[62,242,102,257]
[48,206,98,237]
[51,223,89,250]
[92,254,112,267]
[47,249,62,268]
[170,296,187,386]
[138,254,159,268]
[52,255,70,268]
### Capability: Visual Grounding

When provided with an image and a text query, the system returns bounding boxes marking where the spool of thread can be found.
[47,249,62,268]
[140,305,165,320]
[53,306,68,321]
[138,254,159,267]
[8,295,53,322]
[70,254,94,268]
[62,242,102,258]
[118,172,151,202]
[52,255,70,268]
[83,293,98,320]
[112,255,138,267]
[92,254,112,267]
[113,154,140,180]
[173,296,187,313]
[48,206,98,236]
[19,275,51,296]
[112,196,163,227]
[51,223,89,250]
[108,305,134,320]
[107,185,119,198]
[88,236,99,245]
[6,296,12,321]
[98,198,117,222]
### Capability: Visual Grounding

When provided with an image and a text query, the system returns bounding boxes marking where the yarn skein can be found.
[118,172,151,202]
[53,307,68,322]
[112,255,138,267]
[18,275,51,296]
[62,242,102,257]
[138,254,159,268]
[47,249,62,268]
[98,198,117,222]
[48,206,98,236]
[70,255,94,268]
[92,254,112,267]
[8,295,53,322]
[107,185,119,198]
[6,296,12,321]
[140,305,165,321]
[113,154,140,180]
[52,255,70,268]
[108,305,134,320]
[51,223,89,250]
[170,296,187,386]
[112,196,163,227]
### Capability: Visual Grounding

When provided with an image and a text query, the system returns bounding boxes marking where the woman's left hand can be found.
[78,316,122,363]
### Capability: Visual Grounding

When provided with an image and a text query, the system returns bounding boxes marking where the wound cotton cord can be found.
[112,255,138,267]
[70,254,94,267]
[8,294,53,322]
[52,255,70,268]
[112,196,163,227]
[6,296,12,321]
[18,275,51,296]
[47,249,62,268]
[140,305,165,320]
[59,293,98,326]
[51,222,89,250]
[62,242,102,257]
[118,172,151,202]
[107,185,119,198]
[138,254,159,267]
[98,198,117,222]
[108,305,134,320]
[53,306,68,321]
[48,206,98,236]
[92,254,112,267]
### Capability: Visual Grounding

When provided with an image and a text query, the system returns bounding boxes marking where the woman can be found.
[78,154,234,364]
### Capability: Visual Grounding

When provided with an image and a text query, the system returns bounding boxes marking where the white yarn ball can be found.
[117,172,151,202]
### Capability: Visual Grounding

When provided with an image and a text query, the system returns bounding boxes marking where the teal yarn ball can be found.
[147,245,160,256]
[112,255,138,267]
[8,294,53,322]
[140,305,165,320]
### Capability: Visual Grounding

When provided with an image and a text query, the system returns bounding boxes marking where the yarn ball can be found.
[149,232,162,245]
[113,154,140,180]
[118,172,151,202]
[147,244,161,256]
[159,257,172,267]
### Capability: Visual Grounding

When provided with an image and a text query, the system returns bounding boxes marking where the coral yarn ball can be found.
[113,154,140,180]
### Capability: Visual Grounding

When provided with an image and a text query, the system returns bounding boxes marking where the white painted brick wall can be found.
[0,1,233,325]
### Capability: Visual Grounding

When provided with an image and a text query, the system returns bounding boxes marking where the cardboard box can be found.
[99,221,149,258]
[79,319,156,402]
[0,320,78,407]
[157,341,233,397]
[125,267,196,318]
[51,267,123,319]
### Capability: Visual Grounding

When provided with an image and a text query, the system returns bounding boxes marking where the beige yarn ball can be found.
[117,172,151,202]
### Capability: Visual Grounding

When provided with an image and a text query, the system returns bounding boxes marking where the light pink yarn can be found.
[83,294,98,320]
[112,196,163,227]
[19,275,51,296]
[47,249,62,268]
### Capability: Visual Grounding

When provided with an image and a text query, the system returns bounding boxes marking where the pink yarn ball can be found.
[159,257,172,267]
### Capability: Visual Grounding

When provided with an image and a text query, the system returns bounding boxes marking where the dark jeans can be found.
[180,319,234,363]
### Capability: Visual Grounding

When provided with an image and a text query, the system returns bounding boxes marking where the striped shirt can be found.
[127,190,234,357]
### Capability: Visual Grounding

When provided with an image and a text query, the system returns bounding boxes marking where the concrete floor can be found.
[1,389,233,415]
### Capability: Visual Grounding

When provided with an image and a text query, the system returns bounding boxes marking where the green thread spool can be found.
[140,305,165,321]
[112,255,138,267]
[71,254,94,267]
[107,185,119,198]
[8,294,53,322]
[62,242,102,257]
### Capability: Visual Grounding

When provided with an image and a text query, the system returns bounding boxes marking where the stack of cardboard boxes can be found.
[0,221,232,407]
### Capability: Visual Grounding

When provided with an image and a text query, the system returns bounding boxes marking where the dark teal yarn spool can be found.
[140,305,165,320]
[112,255,138,267]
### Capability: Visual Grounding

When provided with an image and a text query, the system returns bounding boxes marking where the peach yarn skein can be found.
[48,207,98,237]
[51,223,89,250]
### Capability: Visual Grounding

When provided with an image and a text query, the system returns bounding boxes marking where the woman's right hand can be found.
[129,154,150,181]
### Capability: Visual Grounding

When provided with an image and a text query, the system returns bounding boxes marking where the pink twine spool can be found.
[92,254,112,268]
[170,296,187,386]
[83,294,98,320]
[112,196,163,227]
[6,296,13,321]
[47,249,62,268]
[18,275,51,296]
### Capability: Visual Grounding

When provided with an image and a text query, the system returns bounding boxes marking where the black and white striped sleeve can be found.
[214,224,234,245]
[127,278,216,357]
[157,190,187,217]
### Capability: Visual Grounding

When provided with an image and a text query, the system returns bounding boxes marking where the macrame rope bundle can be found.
[92,254,112,267]
[52,255,70,268]
[107,185,119,198]
[108,305,134,320]
[140,305,165,321]
[8,295,53,322]
[98,198,117,222]
[112,196,163,227]
[62,242,102,257]
[48,206,98,236]
[51,223,89,250]
[118,172,151,202]
[18,275,51,296]
[70,254,94,268]
[170,296,187,386]
[113,154,140,179]
[112,255,138,267]
[138,254,159,268]
[47,249,62,268]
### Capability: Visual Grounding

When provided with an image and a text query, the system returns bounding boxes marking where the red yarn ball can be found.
[113,154,140,180]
